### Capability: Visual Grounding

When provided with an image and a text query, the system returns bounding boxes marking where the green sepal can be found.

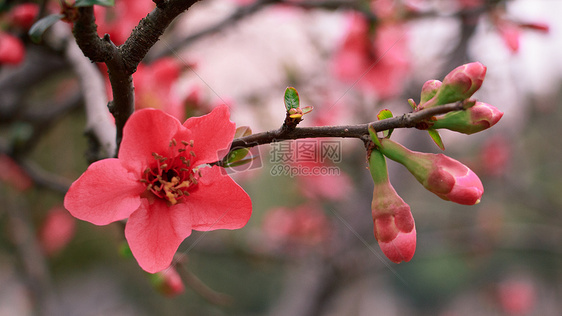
[377,109,394,138]
[368,146,389,184]
[28,14,64,43]
[75,0,115,7]
[284,87,300,111]
[427,128,445,150]
[368,125,382,148]
[408,98,417,110]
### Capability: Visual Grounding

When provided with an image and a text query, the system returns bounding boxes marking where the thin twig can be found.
[230,102,464,150]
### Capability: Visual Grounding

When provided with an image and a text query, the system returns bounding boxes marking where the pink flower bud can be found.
[38,206,76,256]
[152,267,185,297]
[431,62,487,106]
[431,102,503,134]
[369,148,416,263]
[420,79,442,104]
[378,138,484,205]
[0,32,25,65]
[378,227,416,264]
[10,4,39,30]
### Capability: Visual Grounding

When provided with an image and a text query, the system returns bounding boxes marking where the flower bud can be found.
[431,62,487,106]
[10,3,39,30]
[0,32,25,65]
[431,102,503,134]
[378,138,484,205]
[151,267,185,297]
[38,206,76,256]
[420,80,442,104]
[369,148,416,263]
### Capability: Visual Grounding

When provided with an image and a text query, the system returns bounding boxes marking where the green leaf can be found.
[301,106,314,115]
[428,128,445,150]
[75,0,115,7]
[28,14,64,44]
[377,109,394,138]
[225,148,250,165]
[224,156,259,168]
[284,87,300,111]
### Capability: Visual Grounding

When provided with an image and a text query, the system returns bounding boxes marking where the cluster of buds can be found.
[417,62,487,109]
[367,62,502,263]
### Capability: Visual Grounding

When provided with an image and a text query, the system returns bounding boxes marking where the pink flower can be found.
[378,138,484,205]
[64,106,252,273]
[332,13,410,99]
[369,148,416,263]
[262,204,331,248]
[497,277,536,315]
[134,58,186,121]
[0,32,25,65]
[38,206,76,256]
[431,101,503,135]
[478,135,511,177]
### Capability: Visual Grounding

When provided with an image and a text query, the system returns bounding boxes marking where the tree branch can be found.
[230,103,464,150]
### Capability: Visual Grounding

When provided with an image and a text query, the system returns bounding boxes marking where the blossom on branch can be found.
[64,106,252,273]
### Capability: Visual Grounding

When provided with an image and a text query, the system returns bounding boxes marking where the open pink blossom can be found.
[64,106,252,273]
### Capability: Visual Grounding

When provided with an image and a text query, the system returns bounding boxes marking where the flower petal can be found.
[64,159,145,225]
[119,108,186,171]
[125,199,193,273]
[188,166,252,231]
[183,105,235,165]
[378,226,416,264]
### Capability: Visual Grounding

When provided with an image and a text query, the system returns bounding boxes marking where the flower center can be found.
[140,139,200,205]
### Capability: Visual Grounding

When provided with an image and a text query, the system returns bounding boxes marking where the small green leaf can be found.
[284,87,300,111]
[428,128,445,150]
[368,125,382,148]
[225,148,250,164]
[28,14,64,43]
[301,106,313,115]
[377,109,394,138]
[377,109,393,121]
[225,156,259,168]
[74,0,115,7]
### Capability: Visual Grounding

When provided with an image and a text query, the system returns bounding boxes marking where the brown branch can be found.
[229,102,464,150]
[72,1,201,154]
[120,0,200,73]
